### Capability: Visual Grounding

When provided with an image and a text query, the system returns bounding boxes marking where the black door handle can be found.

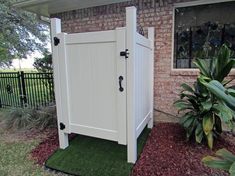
[119,76,124,92]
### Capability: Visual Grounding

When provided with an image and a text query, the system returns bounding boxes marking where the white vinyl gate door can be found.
[55,29,127,144]
[51,6,154,163]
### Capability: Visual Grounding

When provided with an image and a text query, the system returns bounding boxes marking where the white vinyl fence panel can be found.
[66,31,118,141]
[51,6,154,164]
[55,29,127,143]
[135,33,153,138]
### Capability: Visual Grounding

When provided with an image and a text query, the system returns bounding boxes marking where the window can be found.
[173,1,235,69]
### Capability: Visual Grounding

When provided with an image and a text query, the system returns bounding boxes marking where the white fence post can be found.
[148,27,155,129]
[116,27,127,145]
[126,6,137,163]
[51,18,69,149]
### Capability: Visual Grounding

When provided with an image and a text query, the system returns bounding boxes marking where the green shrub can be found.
[202,148,235,175]
[201,80,235,112]
[174,45,235,149]
[201,85,235,175]
[2,106,57,130]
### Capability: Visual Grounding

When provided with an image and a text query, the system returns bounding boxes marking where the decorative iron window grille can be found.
[173,1,235,68]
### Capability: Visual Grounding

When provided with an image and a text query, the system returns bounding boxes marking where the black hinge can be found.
[120,49,129,59]
[60,122,65,130]
[54,37,60,46]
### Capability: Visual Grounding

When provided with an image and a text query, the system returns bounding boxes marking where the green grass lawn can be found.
[0,140,51,176]
[0,68,37,73]
[0,112,57,176]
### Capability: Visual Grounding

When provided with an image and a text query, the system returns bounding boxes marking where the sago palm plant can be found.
[174,45,235,149]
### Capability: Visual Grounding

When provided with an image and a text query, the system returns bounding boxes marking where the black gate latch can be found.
[54,37,60,46]
[60,122,65,130]
[120,49,129,59]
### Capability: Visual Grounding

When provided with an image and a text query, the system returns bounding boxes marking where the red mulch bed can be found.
[31,123,235,175]
[30,128,58,165]
[30,128,76,165]
[132,123,235,176]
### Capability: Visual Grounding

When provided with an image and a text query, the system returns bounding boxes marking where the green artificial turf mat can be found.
[45,127,151,176]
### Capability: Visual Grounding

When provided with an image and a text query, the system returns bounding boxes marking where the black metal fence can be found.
[0,71,55,108]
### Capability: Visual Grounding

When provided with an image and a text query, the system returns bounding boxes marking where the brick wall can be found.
[52,0,200,118]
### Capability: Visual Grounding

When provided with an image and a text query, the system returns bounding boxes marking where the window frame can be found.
[171,0,235,71]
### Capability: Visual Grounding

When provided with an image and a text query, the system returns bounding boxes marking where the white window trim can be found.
[171,0,235,71]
